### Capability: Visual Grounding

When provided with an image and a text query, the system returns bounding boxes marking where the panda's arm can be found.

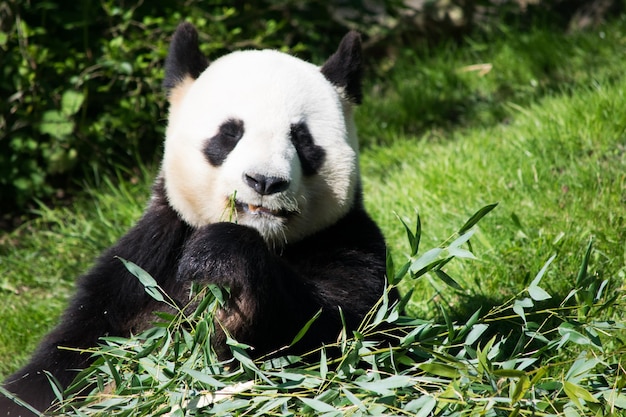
[283,208,392,353]
[176,222,310,357]
[176,209,389,357]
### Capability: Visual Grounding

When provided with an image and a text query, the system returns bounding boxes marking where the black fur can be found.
[1,25,390,416]
[176,204,388,360]
[163,22,209,92]
[204,118,245,166]
[290,122,326,176]
[0,183,389,415]
[320,31,363,104]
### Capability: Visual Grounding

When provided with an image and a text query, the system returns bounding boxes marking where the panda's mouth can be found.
[237,201,290,218]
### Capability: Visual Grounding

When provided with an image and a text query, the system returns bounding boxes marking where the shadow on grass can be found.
[358,14,626,147]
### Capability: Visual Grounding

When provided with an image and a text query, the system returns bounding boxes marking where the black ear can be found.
[320,31,363,104]
[163,22,209,93]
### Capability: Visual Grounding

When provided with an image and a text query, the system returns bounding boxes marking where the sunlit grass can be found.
[0,173,150,376]
[360,19,626,317]
[362,77,626,316]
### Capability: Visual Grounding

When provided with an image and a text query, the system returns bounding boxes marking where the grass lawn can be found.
[360,22,626,317]
[1,15,625,415]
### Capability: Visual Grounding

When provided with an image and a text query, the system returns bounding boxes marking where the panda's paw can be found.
[176,222,269,287]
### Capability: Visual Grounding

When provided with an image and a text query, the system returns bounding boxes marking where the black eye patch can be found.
[290,122,326,176]
[203,119,244,166]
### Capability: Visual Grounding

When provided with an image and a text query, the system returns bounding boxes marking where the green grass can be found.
[363,77,626,316]
[0,173,151,376]
[358,19,626,318]
[1,16,626,415]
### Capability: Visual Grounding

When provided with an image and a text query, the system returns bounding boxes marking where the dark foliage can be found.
[0,0,400,215]
[1,0,619,216]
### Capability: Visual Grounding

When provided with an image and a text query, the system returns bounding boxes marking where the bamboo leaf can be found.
[418,362,459,379]
[511,375,530,403]
[410,248,442,275]
[117,257,164,302]
[253,397,290,416]
[405,395,436,416]
[576,239,593,287]
[513,298,533,324]
[300,397,338,413]
[603,391,626,409]
[208,399,250,414]
[492,369,527,378]
[464,323,489,346]
[564,406,581,417]
[194,320,209,344]
[440,304,455,340]
[528,284,552,301]
[458,308,482,339]
[104,358,122,388]
[43,371,64,404]
[448,246,477,259]
[564,381,599,410]
[181,367,225,388]
[396,213,418,257]
[341,388,366,412]
[372,286,389,327]
[193,291,215,318]
[290,309,322,346]
[319,347,328,380]
[394,261,411,284]
[434,269,463,290]
[395,287,414,319]
[414,211,422,256]
[354,375,413,396]
[530,254,556,288]
[565,353,601,383]
[207,283,227,306]
[449,230,475,249]
[558,323,594,347]
[458,203,498,234]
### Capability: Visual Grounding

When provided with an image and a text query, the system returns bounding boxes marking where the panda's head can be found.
[162,23,364,247]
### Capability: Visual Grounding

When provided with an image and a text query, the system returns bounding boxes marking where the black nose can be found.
[244,173,290,195]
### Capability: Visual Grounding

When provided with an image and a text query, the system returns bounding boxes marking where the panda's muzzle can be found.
[238,201,290,218]
[235,173,294,218]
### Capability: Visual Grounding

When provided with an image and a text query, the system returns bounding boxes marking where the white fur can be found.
[163,50,359,246]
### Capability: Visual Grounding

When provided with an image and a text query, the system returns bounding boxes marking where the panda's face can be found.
[163,49,359,246]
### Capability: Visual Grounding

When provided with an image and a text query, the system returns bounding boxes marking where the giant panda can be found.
[1,22,393,415]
